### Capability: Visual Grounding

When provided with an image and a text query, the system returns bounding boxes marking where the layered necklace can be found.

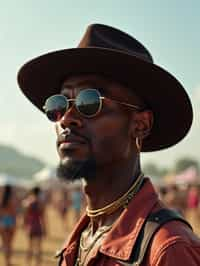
[86,173,144,217]
[76,173,144,265]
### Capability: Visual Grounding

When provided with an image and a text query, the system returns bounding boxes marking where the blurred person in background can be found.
[0,185,17,266]
[157,185,167,201]
[187,184,200,210]
[160,184,185,216]
[71,187,83,223]
[57,188,71,232]
[186,184,200,235]
[23,186,46,265]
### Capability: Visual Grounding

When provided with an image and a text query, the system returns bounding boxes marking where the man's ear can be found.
[130,110,154,139]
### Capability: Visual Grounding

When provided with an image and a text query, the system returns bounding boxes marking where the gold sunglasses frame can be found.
[43,88,142,120]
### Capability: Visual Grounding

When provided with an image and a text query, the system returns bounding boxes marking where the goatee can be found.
[56,157,97,182]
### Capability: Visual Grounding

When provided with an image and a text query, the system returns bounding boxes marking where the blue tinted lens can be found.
[76,89,101,116]
[44,95,68,122]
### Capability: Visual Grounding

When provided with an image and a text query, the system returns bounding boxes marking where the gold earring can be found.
[136,137,142,153]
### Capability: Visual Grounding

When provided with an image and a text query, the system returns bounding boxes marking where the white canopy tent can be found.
[33,167,56,182]
[0,173,33,188]
[32,167,58,188]
[175,167,199,185]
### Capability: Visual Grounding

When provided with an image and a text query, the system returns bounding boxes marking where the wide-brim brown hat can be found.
[17,24,193,152]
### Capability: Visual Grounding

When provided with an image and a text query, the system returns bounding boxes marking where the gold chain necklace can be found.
[76,224,112,266]
[86,173,144,217]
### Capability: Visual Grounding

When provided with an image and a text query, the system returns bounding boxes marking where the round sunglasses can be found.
[43,88,142,122]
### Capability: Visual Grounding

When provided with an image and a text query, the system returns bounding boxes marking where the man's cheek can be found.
[96,136,120,158]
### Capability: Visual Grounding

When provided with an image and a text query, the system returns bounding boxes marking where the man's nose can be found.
[59,105,83,129]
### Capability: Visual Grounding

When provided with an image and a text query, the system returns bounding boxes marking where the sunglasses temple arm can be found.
[119,102,141,110]
[101,96,141,110]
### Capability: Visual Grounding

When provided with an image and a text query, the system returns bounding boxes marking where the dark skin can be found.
[55,74,153,261]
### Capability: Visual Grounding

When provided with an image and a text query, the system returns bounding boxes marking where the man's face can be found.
[56,74,139,181]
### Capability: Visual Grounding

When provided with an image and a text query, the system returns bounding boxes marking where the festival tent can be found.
[175,167,199,185]
[0,173,33,188]
[32,167,82,189]
[31,167,61,189]
[33,167,57,183]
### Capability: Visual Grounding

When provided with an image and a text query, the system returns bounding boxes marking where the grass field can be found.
[0,205,76,266]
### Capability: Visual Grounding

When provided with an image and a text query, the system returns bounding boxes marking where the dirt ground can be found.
[0,206,199,266]
[0,205,76,266]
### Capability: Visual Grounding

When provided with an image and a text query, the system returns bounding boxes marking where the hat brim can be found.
[17,47,193,152]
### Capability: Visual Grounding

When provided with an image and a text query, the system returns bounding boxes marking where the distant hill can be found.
[0,144,45,178]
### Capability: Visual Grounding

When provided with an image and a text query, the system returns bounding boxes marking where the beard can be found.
[56,157,97,182]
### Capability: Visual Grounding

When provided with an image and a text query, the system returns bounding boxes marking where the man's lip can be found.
[57,128,89,148]
[58,138,87,153]
[59,141,86,150]
[60,139,86,145]
[58,136,87,146]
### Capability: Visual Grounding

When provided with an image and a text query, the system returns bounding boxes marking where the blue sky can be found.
[0,1,199,168]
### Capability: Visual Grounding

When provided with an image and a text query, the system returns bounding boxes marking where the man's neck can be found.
[81,157,141,231]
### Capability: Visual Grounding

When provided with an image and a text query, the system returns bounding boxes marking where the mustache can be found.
[56,128,90,146]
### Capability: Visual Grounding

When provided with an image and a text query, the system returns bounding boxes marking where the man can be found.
[17,24,200,265]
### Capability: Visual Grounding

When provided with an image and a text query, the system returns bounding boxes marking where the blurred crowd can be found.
[0,184,85,266]
[0,180,199,266]
[157,182,200,234]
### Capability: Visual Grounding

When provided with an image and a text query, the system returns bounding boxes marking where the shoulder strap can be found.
[116,208,192,266]
[132,208,192,265]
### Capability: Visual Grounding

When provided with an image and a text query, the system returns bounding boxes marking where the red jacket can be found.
[58,178,200,265]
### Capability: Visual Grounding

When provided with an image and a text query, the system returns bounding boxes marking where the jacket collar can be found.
[100,178,158,260]
[63,178,158,263]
